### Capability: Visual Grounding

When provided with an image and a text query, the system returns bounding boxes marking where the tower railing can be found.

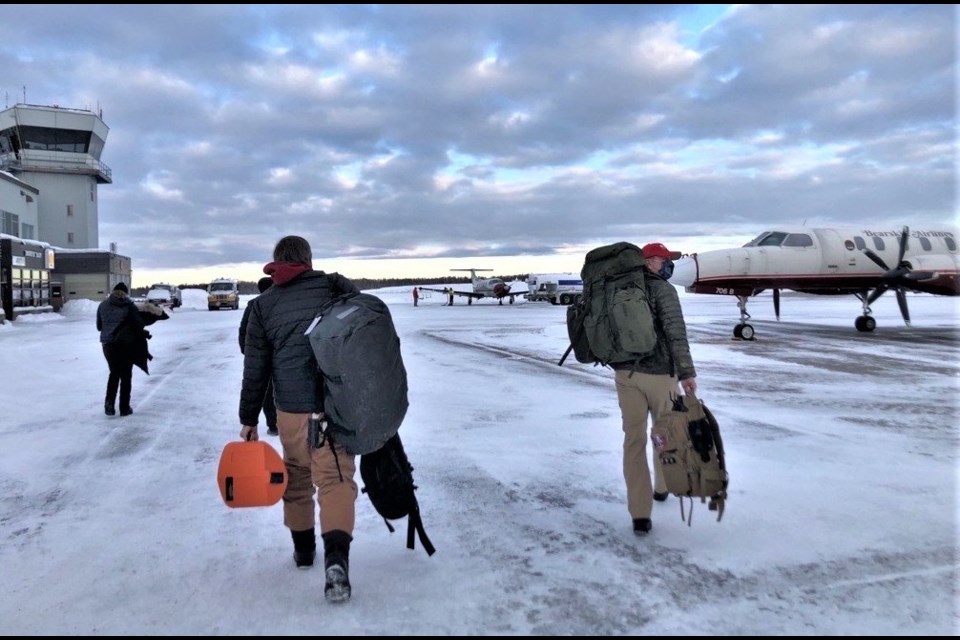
[0,153,112,183]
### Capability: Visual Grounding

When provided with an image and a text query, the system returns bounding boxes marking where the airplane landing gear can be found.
[853,290,878,332]
[733,295,756,341]
[733,323,755,340]
[854,315,876,332]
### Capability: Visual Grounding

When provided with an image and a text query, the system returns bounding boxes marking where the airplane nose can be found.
[671,256,697,287]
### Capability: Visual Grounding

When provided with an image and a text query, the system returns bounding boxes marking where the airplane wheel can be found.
[855,315,876,332]
[733,324,742,339]
[509,297,514,304]
[739,323,755,341]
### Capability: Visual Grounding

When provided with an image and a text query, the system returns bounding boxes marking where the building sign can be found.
[12,256,25,266]
[45,248,55,269]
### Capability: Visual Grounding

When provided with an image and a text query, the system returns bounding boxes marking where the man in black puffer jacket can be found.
[239,235,359,604]
[239,276,277,436]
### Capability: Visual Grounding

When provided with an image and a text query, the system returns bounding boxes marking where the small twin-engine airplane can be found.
[671,225,959,339]
[419,268,522,305]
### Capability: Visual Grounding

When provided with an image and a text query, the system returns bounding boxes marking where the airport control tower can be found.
[0,103,112,249]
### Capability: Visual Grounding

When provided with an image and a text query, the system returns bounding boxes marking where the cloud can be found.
[0,5,954,279]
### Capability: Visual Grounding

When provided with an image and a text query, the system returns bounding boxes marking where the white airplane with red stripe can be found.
[671,225,959,339]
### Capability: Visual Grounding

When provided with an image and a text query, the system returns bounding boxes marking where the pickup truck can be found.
[146,283,183,308]
[207,278,240,310]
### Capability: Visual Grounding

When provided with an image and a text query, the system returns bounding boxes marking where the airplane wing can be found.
[418,287,485,299]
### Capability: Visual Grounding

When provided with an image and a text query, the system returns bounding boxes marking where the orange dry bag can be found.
[217,441,287,508]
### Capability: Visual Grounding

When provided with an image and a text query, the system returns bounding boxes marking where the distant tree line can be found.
[131,274,529,296]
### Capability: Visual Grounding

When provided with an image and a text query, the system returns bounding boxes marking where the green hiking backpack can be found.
[559,241,657,367]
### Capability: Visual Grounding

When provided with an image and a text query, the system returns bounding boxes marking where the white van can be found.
[207,278,240,311]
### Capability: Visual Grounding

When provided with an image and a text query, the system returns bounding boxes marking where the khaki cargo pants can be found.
[276,410,357,535]
[614,370,676,519]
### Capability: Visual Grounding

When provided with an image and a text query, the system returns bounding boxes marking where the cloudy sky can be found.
[1,5,955,284]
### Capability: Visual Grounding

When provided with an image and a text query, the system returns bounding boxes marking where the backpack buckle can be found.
[308,413,329,449]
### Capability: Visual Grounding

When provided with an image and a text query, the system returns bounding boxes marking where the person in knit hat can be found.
[95,282,145,416]
[238,236,360,603]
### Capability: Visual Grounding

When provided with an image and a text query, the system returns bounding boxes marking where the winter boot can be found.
[322,530,352,603]
[291,528,316,569]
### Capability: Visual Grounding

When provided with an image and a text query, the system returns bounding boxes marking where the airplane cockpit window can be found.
[854,236,866,250]
[743,232,771,247]
[783,233,813,247]
[919,237,932,251]
[757,232,788,247]
[872,237,886,251]
[945,236,957,252]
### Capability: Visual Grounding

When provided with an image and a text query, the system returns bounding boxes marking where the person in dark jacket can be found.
[238,236,360,604]
[239,276,277,435]
[610,242,697,536]
[96,282,145,417]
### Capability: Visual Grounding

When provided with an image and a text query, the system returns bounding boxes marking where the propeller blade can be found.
[896,226,909,266]
[895,288,911,325]
[862,249,889,271]
[867,285,889,305]
[773,288,781,320]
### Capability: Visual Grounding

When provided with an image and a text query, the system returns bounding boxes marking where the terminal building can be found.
[0,102,129,321]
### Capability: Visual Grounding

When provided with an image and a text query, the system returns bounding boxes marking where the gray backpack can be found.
[306,291,408,455]
[561,242,657,367]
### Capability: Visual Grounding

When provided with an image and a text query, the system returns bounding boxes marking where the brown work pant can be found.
[276,410,357,534]
[614,370,676,519]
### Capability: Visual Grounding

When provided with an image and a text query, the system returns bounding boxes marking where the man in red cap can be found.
[613,241,697,536]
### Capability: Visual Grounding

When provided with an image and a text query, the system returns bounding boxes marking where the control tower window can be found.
[19,126,91,153]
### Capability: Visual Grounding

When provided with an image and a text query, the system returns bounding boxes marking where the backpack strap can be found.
[703,403,727,522]
[406,500,436,556]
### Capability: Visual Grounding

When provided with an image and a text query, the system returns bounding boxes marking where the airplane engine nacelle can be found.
[909,254,959,272]
[908,254,960,295]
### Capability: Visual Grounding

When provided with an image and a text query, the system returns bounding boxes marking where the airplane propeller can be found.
[860,226,936,325]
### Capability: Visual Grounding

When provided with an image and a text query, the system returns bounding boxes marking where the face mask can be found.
[658,259,674,280]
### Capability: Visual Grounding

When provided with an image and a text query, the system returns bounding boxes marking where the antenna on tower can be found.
[22,85,26,104]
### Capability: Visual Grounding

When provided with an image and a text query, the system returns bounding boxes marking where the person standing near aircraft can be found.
[612,242,697,536]
[447,287,455,306]
[412,286,419,307]
[239,235,361,603]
